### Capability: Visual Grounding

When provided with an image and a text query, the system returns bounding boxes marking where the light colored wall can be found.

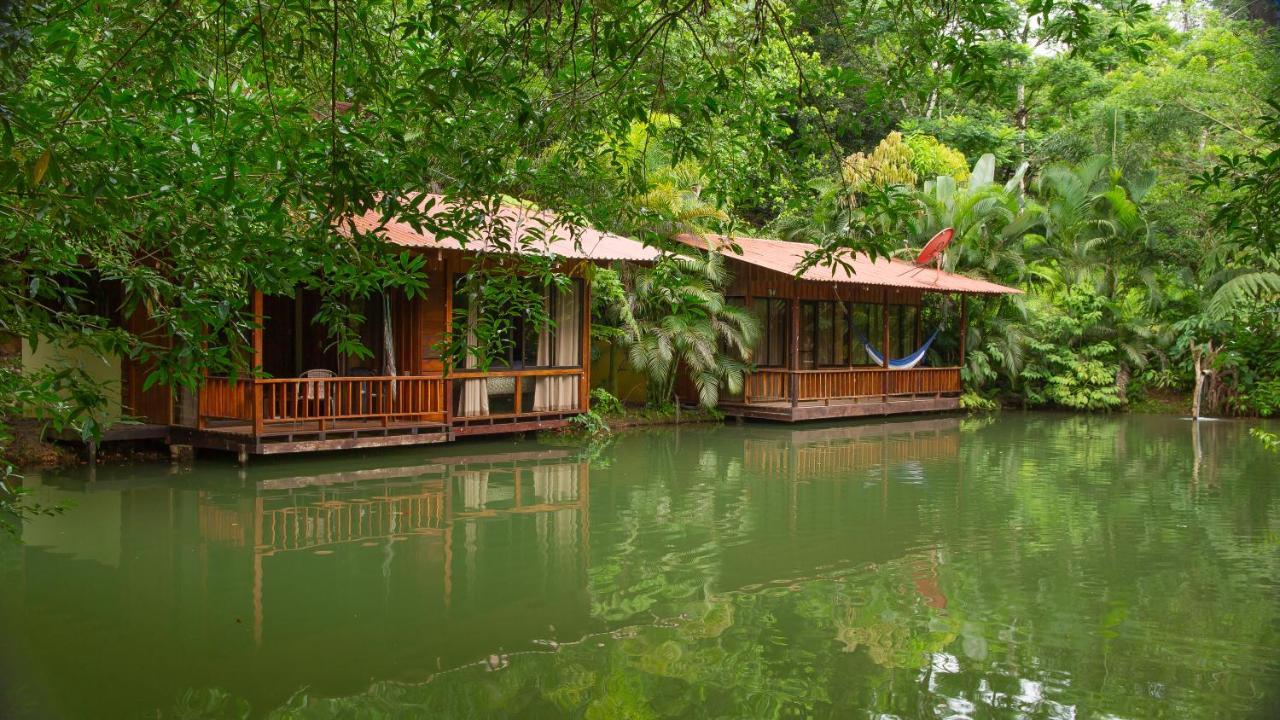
[589,340,649,406]
[21,337,123,425]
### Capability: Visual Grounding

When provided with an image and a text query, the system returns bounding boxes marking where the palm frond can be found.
[1206,271,1280,319]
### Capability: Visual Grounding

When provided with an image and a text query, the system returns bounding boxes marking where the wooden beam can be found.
[443,256,454,423]
[452,418,572,436]
[881,294,891,402]
[255,431,449,454]
[959,294,968,368]
[789,297,800,408]
[579,276,591,413]
[252,288,264,435]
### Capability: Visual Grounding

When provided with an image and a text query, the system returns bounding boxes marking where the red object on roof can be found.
[916,227,954,265]
[677,233,1021,296]
[346,193,661,262]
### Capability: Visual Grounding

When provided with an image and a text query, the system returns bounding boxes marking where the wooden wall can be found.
[119,301,173,425]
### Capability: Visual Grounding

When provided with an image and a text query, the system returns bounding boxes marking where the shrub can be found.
[589,388,625,416]
[959,390,999,412]
[569,410,611,436]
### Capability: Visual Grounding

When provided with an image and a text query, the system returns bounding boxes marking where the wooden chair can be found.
[301,368,336,417]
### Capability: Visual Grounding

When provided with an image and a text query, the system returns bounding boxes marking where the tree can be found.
[624,251,758,409]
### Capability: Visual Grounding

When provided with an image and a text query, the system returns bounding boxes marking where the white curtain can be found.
[533,283,581,411]
[459,300,489,416]
[532,463,579,503]
[458,470,489,511]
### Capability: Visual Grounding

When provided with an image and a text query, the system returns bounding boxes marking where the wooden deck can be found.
[721,395,961,422]
[723,367,963,422]
[172,417,450,455]
[191,372,583,456]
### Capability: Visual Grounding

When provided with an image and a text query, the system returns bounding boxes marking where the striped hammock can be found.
[857,327,942,370]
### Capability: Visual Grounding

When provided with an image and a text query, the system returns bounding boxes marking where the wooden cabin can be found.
[176,194,659,456]
[677,233,1021,422]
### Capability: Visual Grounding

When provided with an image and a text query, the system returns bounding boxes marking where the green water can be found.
[1,413,1278,719]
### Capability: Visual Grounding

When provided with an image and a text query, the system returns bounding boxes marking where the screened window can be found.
[800,300,856,368]
[751,298,789,367]
[800,301,817,369]
[887,304,922,359]
[851,303,882,366]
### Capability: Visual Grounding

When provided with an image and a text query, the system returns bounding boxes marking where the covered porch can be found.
[186,193,658,456]
[189,287,452,455]
[679,233,1020,422]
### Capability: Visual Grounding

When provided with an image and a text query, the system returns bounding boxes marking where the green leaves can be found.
[1206,271,1280,321]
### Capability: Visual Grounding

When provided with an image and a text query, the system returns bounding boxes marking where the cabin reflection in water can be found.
[4,421,966,718]
[687,417,962,603]
[193,449,592,656]
[3,449,593,717]
[741,417,961,480]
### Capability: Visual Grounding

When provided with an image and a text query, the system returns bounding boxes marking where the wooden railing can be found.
[885,367,962,395]
[199,375,447,430]
[199,376,254,422]
[743,367,961,405]
[744,370,791,403]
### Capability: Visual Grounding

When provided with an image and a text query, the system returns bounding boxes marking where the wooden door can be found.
[119,302,173,425]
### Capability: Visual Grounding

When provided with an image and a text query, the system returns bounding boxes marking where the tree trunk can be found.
[1191,341,1218,419]
[1116,363,1130,404]
[1192,344,1204,419]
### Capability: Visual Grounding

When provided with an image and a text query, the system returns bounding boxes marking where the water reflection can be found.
[1,414,1277,719]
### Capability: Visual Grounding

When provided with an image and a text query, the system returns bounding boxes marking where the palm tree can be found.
[912,153,1032,285]
[1015,156,1163,400]
[593,114,759,409]
[624,251,758,408]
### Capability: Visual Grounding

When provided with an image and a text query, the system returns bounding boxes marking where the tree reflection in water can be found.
[1,414,1277,719]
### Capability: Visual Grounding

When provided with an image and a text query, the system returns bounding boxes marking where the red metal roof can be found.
[678,233,1022,296]
[347,193,661,262]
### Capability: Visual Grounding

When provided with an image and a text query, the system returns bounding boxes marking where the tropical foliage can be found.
[621,252,758,409]
[1,0,1278,487]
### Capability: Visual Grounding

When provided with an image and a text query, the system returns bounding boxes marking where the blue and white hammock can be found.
[857,327,942,370]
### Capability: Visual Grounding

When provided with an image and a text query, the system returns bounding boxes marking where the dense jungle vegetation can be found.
[1,0,1278,470]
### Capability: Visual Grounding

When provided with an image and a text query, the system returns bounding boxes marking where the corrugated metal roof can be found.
[678,233,1022,296]
[347,193,661,262]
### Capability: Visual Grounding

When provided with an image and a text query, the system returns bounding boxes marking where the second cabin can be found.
[676,233,1021,422]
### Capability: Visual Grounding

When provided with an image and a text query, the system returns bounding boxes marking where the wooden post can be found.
[959,294,968,369]
[579,276,592,413]
[196,369,207,430]
[744,291,754,405]
[251,289,265,436]
[443,257,454,426]
[789,297,800,408]
[881,294,891,401]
